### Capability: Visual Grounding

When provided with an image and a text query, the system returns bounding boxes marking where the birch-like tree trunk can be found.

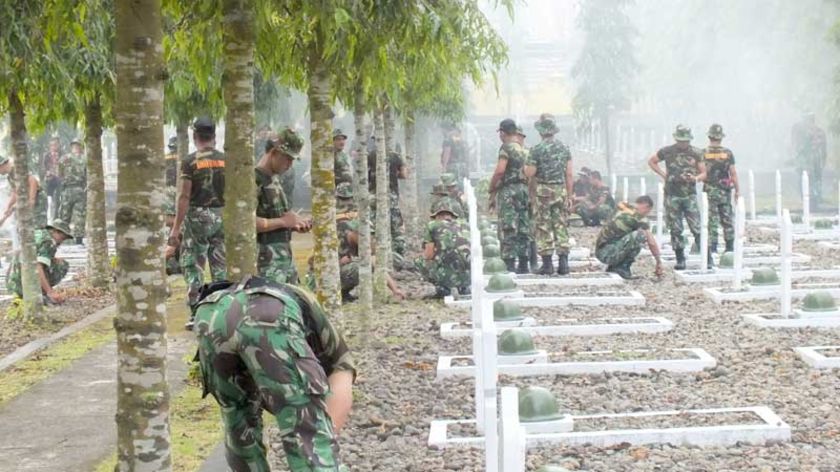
[176,122,188,161]
[402,111,420,252]
[221,0,257,282]
[9,92,42,318]
[113,0,172,469]
[352,88,372,312]
[84,95,110,288]
[373,109,390,301]
[308,55,341,311]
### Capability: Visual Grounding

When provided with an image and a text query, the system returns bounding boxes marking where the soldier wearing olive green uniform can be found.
[194,276,355,472]
[333,129,353,188]
[416,199,471,298]
[440,173,468,219]
[169,117,227,321]
[58,139,87,243]
[702,124,739,255]
[595,197,663,280]
[524,113,573,275]
[6,219,73,303]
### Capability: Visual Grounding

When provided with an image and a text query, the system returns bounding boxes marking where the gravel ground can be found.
[0,284,113,358]
[267,225,840,472]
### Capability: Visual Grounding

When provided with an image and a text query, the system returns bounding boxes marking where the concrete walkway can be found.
[0,336,192,471]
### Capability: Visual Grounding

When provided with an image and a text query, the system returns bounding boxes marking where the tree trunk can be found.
[373,108,390,301]
[382,103,396,270]
[9,92,42,318]
[402,111,420,252]
[307,54,341,311]
[176,122,188,162]
[113,0,172,469]
[352,87,372,312]
[221,0,257,282]
[84,95,110,288]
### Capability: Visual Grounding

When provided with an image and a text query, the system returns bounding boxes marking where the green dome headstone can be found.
[718,252,734,268]
[485,273,517,292]
[751,267,780,286]
[483,244,501,258]
[519,386,563,422]
[483,257,508,275]
[815,220,833,229]
[802,291,837,312]
[482,235,499,247]
[493,299,524,321]
[498,329,538,355]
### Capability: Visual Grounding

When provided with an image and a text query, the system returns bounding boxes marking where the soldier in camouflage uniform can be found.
[193,275,355,472]
[0,155,48,229]
[416,199,471,298]
[6,219,73,303]
[524,113,573,275]
[441,173,468,218]
[648,125,706,270]
[255,128,312,285]
[577,171,616,226]
[168,117,227,326]
[367,146,407,256]
[333,129,353,188]
[39,136,62,219]
[703,124,738,256]
[57,139,87,244]
[164,200,181,276]
[441,126,468,185]
[489,118,532,273]
[165,136,179,205]
[791,112,827,208]
[594,196,663,280]
[428,184,450,213]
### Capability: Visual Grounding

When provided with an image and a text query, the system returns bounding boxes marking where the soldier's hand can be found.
[165,245,177,258]
[488,198,496,212]
[46,291,65,304]
[167,232,181,247]
[654,261,664,278]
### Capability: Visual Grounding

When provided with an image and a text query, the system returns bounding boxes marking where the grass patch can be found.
[0,314,115,406]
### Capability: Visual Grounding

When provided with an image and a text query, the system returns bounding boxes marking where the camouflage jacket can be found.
[181,148,225,207]
[595,203,649,250]
[334,150,353,187]
[165,151,179,188]
[526,138,571,184]
[656,144,703,198]
[702,145,735,191]
[255,167,290,244]
[58,153,87,188]
[196,276,356,379]
[498,142,528,187]
[424,218,470,268]
[587,184,615,207]
[337,218,356,260]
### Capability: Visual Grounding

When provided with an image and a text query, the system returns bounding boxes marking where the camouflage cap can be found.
[673,124,693,142]
[70,138,83,146]
[534,113,559,135]
[193,116,216,134]
[515,125,526,138]
[335,182,353,199]
[167,136,178,150]
[440,173,457,187]
[707,123,725,140]
[498,118,517,134]
[430,198,460,218]
[274,128,304,159]
[431,184,448,196]
[46,219,73,238]
[333,128,348,140]
[0,155,8,167]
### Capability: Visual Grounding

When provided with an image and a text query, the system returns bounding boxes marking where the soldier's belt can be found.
[257,229,292,244]
[536,180,562,185]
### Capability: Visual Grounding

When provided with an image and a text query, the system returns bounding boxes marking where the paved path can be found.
[0,335,192,471]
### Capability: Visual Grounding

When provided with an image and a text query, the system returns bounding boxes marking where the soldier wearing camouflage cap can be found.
[333,128,353,188]
[192,275,355,471]
[416,199,471,298]
[58,138,87,243]
[525,113,574,275]
[440,173,469,218]
[0,154,49,230]
[335,182,357,216]
[702,124,739,265]
[489,118,533,274]
[169,116,228,327]
[648,124,706,270]
[6,219,73,304]
[254,128,312,288]
[595,196,663,279]
[440,125,468,187]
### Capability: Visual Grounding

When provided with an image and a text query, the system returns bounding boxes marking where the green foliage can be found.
[5,298,23,320]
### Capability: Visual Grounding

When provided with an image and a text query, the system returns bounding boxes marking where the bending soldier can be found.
[594,196,663,280]
[578,171,615,226]
[6,219,73,304]
[416,199,471,299]
[194,276,355,472]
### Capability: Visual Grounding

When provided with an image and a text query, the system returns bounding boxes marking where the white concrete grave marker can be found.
[611,173,617,201]
[802,171,810,229]
[640,176,646,197]
[656,182,665,248]
[748,169,756,221]
[776,169,783,224]
[794,346,840,369]
[622,176,629,202]
[734,196,746,291]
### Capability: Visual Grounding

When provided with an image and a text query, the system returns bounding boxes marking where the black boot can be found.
[458,285,471,296]
[504,258,516,273]
[725,239,734,253]
[537,255,554,275]
[675,248,687,271]
[707,248,715,270]
[341,289,357,303]
[614,262,634,280]
[185,305,197,331]
[425,286,451,299]
[75,236,84,245]
[557,253,570,276]
[516,255,529,274]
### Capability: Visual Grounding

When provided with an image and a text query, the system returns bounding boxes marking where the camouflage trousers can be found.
[595,230,645,268]
[389,192,405,256]
[339,261,359,292]
[533,183,569,256]
[414,256,470,290]
[6,257,69,298]
[59,185,86,238]
[195,295,340,471]
[182,207,227,308]
[258,241,298,285]
[496,183,532,259]
[578,203,613,226]
[707,188,734,245]
[665,194,700,251]
[166,251,181,276]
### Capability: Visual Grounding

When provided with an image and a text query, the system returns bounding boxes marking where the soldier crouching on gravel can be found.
[6,219,73,304]
[194,275,355,472]
[416,199,471,299]
[594,195,663,280]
